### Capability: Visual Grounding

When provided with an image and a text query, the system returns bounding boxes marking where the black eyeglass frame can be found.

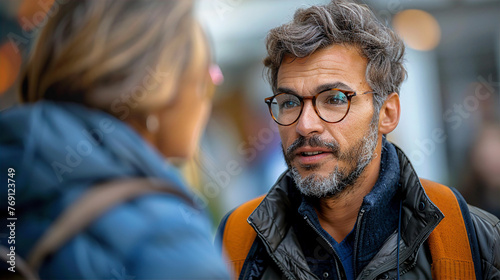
[264,88,376,126]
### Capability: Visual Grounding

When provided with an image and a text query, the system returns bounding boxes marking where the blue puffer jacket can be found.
[0,101,230,279]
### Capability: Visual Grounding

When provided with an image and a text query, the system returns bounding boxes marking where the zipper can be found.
[247,218,295,280]
[304,215,345,280]
[400,257,417,275]
[353,208,366,278]
[362,223,435,280]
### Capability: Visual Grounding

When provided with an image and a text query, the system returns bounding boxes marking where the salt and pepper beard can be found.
[283,115,379,199]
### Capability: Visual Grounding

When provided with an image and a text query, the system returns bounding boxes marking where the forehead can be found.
[277,44,368,93]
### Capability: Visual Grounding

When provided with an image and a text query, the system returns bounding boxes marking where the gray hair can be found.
[263,0,407,112]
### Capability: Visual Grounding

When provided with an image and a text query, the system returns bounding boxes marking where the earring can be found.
[146,115,159,133]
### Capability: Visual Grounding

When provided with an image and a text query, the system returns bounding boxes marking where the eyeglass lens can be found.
[269,90,349,125]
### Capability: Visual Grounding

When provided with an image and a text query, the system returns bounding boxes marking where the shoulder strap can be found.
[222,195,264,277]
[420,178,478,279]
[16,178,194,280]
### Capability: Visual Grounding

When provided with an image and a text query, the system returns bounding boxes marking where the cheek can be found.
[187,100,211,154]
[278,127,293,148]
[161,98,211,159]
[331,104,375,144]
[325,123,351,148]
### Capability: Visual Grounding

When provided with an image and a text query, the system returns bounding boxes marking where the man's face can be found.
[277,44,380,198]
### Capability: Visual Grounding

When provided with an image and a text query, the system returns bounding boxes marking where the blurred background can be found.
[1,0,499,226]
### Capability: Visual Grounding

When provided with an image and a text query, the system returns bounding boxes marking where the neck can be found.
[315,139,382,243]
[125,116,156,147]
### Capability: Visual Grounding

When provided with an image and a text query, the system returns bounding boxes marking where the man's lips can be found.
[295,147,333,156]
[294,147,334,165]
[283,136,340,167]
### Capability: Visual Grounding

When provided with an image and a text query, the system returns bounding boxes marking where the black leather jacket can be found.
[237,146,500,280]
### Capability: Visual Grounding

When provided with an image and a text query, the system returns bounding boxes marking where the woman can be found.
[0,0,229,279]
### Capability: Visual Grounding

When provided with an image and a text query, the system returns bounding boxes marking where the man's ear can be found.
[378,92,401,134]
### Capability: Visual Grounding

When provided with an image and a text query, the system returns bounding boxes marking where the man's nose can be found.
[295,100,324,136]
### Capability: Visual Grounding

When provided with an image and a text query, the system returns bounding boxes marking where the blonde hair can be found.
[20,0,208,119]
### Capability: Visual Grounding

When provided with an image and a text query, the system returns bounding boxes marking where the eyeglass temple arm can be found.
[349,91,377,97]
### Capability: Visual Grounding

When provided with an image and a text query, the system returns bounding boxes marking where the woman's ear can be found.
[379,92,401,134]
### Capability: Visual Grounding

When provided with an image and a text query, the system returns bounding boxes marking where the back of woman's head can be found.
[20,0,207,119]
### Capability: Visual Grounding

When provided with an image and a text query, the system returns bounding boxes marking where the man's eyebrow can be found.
[276,87,296,95]
[276,82,355,96]
[315,82,354,93]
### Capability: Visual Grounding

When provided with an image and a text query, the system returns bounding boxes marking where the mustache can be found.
[284,135,340,162]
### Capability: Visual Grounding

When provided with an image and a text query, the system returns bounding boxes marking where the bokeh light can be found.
[393,9,441,51]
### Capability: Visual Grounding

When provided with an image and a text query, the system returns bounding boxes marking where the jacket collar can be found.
[393,144,444,248]
[247,142,444,278]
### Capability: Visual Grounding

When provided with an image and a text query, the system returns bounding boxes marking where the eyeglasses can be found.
[264,89,376,126]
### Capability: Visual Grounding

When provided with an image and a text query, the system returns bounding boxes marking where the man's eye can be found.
[325,94,347,105]
[280,100,300,109]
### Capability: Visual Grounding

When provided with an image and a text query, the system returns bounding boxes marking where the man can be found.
[217,1,500,279]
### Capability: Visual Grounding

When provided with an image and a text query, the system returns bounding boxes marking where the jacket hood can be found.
[0,101,188,207]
